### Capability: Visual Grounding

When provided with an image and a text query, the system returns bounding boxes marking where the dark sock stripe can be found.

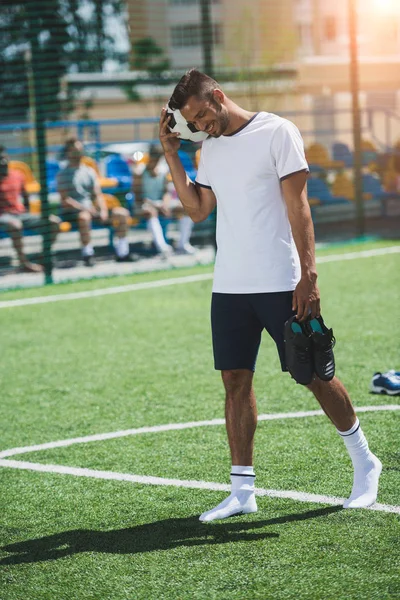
[339,423,360,437]
[230,473,255,477]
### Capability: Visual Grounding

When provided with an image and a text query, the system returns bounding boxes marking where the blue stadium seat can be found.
[332,143,353,168]
[104,154,133,193]
[46,158,60,194]
[362,174,384,198]
[177,149,197,181]
[307,177,350,205]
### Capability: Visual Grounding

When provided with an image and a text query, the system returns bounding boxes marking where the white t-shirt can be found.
[195,111,309,294]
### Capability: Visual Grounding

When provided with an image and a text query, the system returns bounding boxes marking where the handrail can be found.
[1,106,399,156]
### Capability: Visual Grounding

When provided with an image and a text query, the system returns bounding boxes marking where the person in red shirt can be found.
[0,146,60,272]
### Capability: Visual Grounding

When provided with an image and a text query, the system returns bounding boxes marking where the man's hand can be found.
[292,274,320,321]
[159,107,181,156]
[99,207,108,223]
[89,205,100,218]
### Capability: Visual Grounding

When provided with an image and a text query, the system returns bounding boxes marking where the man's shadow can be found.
[1,506,341,565]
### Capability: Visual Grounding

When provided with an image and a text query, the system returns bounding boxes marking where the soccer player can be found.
[159,69,382,522]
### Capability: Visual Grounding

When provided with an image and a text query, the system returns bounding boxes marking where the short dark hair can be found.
[63,136,80,154]
[169,68,220,110]
[148,144,163,160]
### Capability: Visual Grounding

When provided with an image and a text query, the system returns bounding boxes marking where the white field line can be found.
[316,245,400,263]
[0,459,399,514]
[0,404,399,459]
[0,245,399,309]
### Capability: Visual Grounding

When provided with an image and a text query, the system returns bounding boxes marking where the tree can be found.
[132,38,170,74]
[0,0,129,123]
[0,0,70,122]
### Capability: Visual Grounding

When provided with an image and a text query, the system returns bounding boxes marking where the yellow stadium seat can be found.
[80,156,118,189]
[305,143,344,169]
[332,172,354,201]
[9,160,40,194]
[103,193,121,210]
[361,139,377,152]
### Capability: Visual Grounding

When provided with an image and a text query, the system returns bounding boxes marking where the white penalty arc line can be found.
[0,404,399,459]
[0,245,399,309]
[0,459,399,515]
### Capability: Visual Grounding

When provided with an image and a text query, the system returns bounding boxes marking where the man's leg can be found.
[200,293,263,523]
[1,215,42,272]
[111,207,130,259]
[143,205,172,255]
[173,206,195,254]
[200,369,258,522]
[223,369,257,465]
[307,376,382,508]
[49,215,61,244]
[76,211,94,263]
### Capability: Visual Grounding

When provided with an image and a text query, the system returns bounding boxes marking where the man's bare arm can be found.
[282,171,320,321]
[159,108,216,222]
[59,189,86,211]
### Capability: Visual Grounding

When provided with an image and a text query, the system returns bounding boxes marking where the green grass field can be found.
[0,240,399,600]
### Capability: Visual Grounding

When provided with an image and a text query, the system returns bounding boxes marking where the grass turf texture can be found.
[0,240,399,599]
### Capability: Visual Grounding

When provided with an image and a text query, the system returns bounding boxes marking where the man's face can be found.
[148,155,160,171]
[0,153,8,177]
[180,92,230,138]
[67,141,83,163]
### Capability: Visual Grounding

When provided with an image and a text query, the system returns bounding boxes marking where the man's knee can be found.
[112,207,129,218]
[49,215,61,231]
[221,369,253,394]
[306,375,336,394]
[6,218,23,233]
[78,211,91,224]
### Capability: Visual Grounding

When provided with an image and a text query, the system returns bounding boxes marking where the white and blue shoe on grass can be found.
[370,371,400,396]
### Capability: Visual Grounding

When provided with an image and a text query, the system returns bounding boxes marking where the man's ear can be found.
[212,89,225,105]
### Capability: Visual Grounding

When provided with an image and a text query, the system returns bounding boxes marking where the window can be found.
[170,23,222,48]
[169,0,220,5]
[324,16,337,42]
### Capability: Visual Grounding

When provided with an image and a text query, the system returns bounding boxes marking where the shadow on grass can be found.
[1,506,342,565]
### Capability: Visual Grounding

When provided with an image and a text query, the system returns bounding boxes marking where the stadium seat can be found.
[46,158,60,194]
[332,142,353,168]
[361,139,378,167]
[9,160,40,194]
[80,155,118,190]
[103,193,138,227]
[305,143,344,170]
[104,155,133,193]
[307,177,349,205]
[362,173,385,199]
[332,172,354,201]
[177,149,197,181]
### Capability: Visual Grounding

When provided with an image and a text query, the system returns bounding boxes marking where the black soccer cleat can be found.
[306,315,336,381]
[284,316,314,385]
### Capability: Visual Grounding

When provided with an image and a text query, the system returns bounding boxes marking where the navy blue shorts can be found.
[211,292,295,372]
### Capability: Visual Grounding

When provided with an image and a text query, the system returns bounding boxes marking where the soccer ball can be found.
[166,105,209,143]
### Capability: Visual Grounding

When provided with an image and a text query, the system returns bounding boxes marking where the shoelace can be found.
[294,344,311,364]
[318,335,336,355]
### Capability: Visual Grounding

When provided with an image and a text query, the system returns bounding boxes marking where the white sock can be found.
[82,244,94,257]
[338,418,382,508]
[199,465,257,523]
[178,216,193,248]
[147,217,168,252]
[114,236,129,258]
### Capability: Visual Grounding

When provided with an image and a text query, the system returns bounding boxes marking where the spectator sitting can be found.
[0,145,60,273]
[57,138,133,266]
[134,145,195,256]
